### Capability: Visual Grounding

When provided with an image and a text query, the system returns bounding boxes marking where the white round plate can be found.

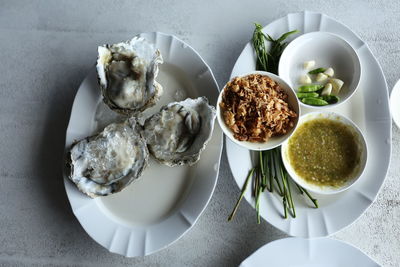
[239,237,379,267]
[227,11,391,237]
[63,32,223,257]
[390,79,400,128]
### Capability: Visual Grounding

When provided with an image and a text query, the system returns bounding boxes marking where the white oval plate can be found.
[227,11,391,237]
[390,79,400,128]
[240,237,379,267]
[63,32,222,257]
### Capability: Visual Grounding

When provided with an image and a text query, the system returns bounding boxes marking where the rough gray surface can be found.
[0,0,399,266]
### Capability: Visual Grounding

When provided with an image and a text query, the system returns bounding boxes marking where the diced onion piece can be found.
[324,67,334,77]
[330,78,344,95]
[321,83,332,96]
[303,60,315,70]
[299,74,312,84]
[316,73,328,82]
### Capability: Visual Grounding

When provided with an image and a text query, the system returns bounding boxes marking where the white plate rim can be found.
[62,32,223,257]
[390,79,400,128]
[226,11,392,238]
[239,237,380,267]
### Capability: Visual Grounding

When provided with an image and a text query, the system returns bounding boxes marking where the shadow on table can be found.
[31,62,135,261]
[34,67,87,224]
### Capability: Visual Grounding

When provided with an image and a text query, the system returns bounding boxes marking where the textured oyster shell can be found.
[97,36,163,115]
[143,97,216,166]
[67,119,148,198]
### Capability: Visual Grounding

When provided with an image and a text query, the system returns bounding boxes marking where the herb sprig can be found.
[253,23,298,74]
[228,148,318,222]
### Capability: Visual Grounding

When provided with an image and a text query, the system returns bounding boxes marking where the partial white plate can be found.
[390,79,400,128]
[63,32,223,257]
[227,11,391,237]
[239,237,380,267]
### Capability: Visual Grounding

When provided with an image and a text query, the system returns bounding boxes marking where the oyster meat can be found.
[97,36,163,115]
[143,97,216,166]
[68,119,148,198]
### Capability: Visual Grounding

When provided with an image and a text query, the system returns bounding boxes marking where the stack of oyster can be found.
[67,37,216,198]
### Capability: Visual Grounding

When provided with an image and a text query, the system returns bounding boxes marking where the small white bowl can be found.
[279,32,361,109]
[217,71,300,151]
[281,112,368,195]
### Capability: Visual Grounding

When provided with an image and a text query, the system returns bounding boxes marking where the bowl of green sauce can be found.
[281,111,367,195]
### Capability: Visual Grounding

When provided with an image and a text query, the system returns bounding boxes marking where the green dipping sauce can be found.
[288,118,360,187]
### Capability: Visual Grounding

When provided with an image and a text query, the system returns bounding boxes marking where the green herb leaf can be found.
[276,30,298,43]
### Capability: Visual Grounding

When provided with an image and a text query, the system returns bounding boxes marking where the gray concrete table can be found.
[1,1,399,266]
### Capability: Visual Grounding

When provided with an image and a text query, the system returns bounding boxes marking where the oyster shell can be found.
[143,97,216,166]
[97,36,163,115]
[68,119,148,198]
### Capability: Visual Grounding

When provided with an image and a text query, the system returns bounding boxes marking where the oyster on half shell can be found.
[143,97,216,166]
[67,119,148,198]
[97,36,163,115]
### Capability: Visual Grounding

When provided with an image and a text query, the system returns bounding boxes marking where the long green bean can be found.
[302,97,329,106]
[298,84,324,93]
[296,92,319,98]
[308,67,326,74]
